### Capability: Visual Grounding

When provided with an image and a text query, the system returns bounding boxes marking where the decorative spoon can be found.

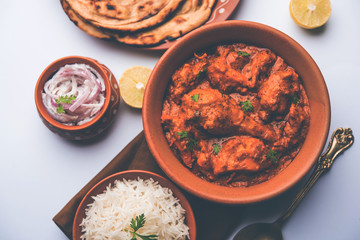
[233,127,354,240]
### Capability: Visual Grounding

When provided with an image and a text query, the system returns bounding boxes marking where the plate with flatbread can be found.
[61,0,241,50]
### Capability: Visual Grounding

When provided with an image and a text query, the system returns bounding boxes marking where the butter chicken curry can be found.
[161,43,310,187]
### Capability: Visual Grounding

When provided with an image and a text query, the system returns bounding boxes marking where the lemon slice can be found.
[119,66,152,108]
[290,0,331,29]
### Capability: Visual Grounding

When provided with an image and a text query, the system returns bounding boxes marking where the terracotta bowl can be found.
[143,20,331,204]
[73,170,196,240]
[35,56,120,140]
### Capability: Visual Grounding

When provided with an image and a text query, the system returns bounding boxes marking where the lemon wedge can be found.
[119,66,152,108]
[290,0,331,29]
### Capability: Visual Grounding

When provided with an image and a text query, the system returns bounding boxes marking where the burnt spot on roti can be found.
[174,17,186,24]
[106,4,115,11]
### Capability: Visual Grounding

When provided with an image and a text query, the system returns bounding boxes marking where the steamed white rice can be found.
[80,177,190,240]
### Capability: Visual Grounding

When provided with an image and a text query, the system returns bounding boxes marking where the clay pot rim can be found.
[34,56,111,131]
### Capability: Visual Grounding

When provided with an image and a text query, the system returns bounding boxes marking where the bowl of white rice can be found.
[73,170,196,240]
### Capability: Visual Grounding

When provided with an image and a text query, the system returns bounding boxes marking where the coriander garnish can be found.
[239,100,254,112]
[186,138,197,151]
[267,149,279,163]
[237,51,250,57]
[177,130,188,139]
[126,214,158,240]
[56,95,76,114]
[191,94,199,102]
[213,143,221,155]
[176,130,197,151]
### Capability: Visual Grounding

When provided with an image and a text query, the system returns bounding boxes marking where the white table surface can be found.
[1,0,359,239]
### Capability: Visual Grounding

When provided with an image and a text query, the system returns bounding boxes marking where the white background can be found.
[0,0,359,239]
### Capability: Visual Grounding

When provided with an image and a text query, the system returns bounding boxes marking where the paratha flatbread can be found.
[61,0,111,40]
[65,0,184,32]
[61,0,217,46]
[110,0,217,45]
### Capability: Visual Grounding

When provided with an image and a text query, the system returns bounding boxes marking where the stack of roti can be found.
[61,0,217,47]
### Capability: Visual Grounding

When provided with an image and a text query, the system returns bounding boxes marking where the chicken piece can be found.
[211,136,271,175]
[182,88,243,135]
[181,88,276,141]
[195,139,213,171]
[273,101,310,151]
[207,48,276,93]
[258,67,299,115]
[207,49,249,93]
[168,59,207,103]
[226,50,250,70]
[242,49,276,87]
[161,99,196,167]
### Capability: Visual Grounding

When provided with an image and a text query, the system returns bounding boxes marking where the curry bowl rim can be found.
[143,20,331,204]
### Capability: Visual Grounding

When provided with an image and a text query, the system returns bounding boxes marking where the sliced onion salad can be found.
[42,63,106,126]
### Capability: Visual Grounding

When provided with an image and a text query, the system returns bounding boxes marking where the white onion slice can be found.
[42,63,106,126]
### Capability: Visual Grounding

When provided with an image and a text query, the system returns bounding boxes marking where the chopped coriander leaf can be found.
[267,149,279,163]
[177,130,197,151]
[186,138,197,151]
[56,95,76,105]
[56,105,65,114]
[191,94,199,102]
[127,214,158,240]
[176,130,188,139]
[56,95,76,114]
[237,51,250,57]
[239,100,254,112]
[213,143,221,154]
[291,93,300,105]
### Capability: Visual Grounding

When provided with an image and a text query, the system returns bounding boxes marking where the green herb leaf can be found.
[237,51,250,57]
[130,214,146,232]
[267,149,279,163]
[127,214,158,240]
[186,138,197,151]
[57,105,65,114]
[213,143,221,154]
[239,100,254,112]
[177,130,197,151]
[291,93,300,105]
[177,130,188,139]
[191,94,199,102]
[55,95,77,114]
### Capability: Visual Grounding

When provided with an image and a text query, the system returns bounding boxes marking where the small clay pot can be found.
[35,56,120,141]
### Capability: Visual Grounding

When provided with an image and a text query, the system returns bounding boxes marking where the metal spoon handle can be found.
[275,127,354,226]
